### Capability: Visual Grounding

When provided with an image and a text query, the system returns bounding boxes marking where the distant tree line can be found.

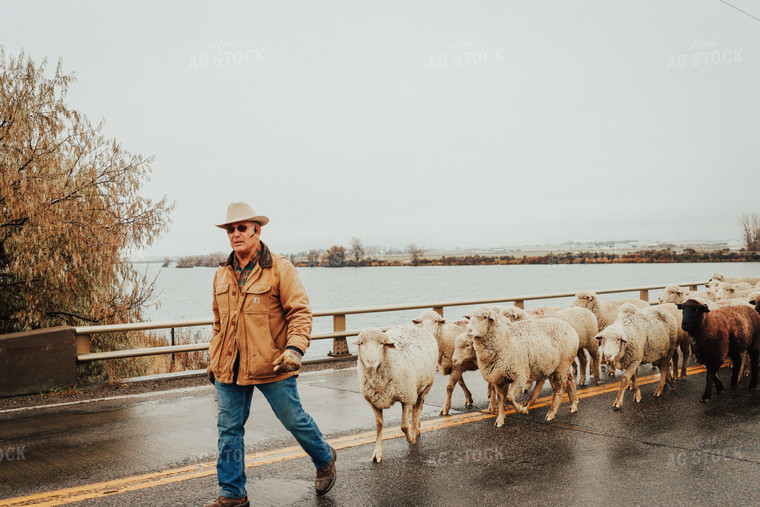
[175,252,227,268]
[176,212,760,270]
[288,248,760,267]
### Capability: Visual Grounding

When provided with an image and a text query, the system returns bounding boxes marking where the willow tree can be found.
[0,49,173,333]
[739,212,760,251]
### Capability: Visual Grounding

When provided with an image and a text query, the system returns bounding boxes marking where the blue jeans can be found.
[215,376,332,499]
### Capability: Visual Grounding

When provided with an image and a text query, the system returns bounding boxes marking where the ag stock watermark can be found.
[666,38,744,70]
[0,446,26,462]
[426,445,505,466]
[188,39,264,71]
[667,436,742,467]
[428,38,505,70]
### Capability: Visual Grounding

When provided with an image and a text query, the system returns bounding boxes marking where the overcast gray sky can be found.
[3,1,759,256]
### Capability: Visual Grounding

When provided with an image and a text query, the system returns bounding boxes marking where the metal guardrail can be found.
[73,281,706,363]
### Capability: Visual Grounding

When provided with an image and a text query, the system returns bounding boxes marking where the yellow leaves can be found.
[0,49,173,333]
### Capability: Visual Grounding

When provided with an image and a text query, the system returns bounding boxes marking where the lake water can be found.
[136,262,760,360]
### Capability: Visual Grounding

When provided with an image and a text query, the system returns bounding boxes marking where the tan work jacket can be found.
[208,242,312,385]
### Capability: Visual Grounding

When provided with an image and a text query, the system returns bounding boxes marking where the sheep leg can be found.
[730,353,743,390]
[673,337,691,379]
[565,369,579,413]
[577,349,588,386]
[411,389,430,442]
[371,406,384,463]
[494,384,509,428]
[587,340,602,385]
[702,367,723,403]
[613,361,640,409]
[631,373,641,403]
[505,381,530,415]
[525,377,548,408]
[457,373,474,407]
[748,349,759,390]
[654,356,673,396]
[737,352,748,381]
[400,402,414,443]
[670,352,680,381]
[487,383,499,413]
[679,339,690,379]
[544,373,564,421]
[440,372,458,416]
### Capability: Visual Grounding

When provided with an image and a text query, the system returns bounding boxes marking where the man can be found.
[205,202,336,507]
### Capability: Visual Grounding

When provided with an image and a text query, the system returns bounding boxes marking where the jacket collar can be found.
[222,241,274,268]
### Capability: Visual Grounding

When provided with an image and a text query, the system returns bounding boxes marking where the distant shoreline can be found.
[151,248,760,268]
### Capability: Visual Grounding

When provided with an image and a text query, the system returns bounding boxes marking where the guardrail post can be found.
[639,289,649,303]
[514,300,524,309]
[689,285,698,292]
[76,334,91,355]
[433,306,444,317]
[170,327,176,370]
[328,314,350,357]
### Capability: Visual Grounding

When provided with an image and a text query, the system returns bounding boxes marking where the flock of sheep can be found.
[352,273,760,462]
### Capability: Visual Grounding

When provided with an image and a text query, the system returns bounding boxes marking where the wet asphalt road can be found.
[2,361,760,506]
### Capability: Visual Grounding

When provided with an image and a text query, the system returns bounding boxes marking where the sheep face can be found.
[596,326,627,365]
[708,273,725,289]
[452,332,475,367]
[572,291,597,309]
[412,310,444,337]
[676,299,710,335]
[464,307,496,339]
[658,286,686,305]
[716,283,736,300]
[354,328,396,371]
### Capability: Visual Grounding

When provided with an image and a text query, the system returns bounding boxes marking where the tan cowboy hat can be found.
[216,202,270,228]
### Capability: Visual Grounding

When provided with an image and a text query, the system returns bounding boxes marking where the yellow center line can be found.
[0,364,710,506]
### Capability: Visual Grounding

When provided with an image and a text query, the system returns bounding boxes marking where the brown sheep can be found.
[677,299,760,403]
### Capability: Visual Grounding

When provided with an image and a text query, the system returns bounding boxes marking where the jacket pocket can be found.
[243,312,281,378]
[215,283,231,314]
[243,284,271,315]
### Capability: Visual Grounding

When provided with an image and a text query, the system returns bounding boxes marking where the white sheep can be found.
[571,290,649,331]
[708,273,760,290]
[354,325,438,463]
[500,305,601,386]
[595,304,678,409]
[572,291,649,377]
[454,305,579,425]
[716,282,756,301]
[412,310,477,415]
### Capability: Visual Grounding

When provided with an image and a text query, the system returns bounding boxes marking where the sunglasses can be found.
[225,224,257,234]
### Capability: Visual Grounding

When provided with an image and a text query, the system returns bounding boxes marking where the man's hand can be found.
[207,369,215,385]
[273,348,303,373]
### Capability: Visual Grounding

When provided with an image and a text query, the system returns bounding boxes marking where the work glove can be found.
[272,348,303,373]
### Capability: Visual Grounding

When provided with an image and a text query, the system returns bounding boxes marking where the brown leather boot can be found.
[315,447,337,496]
[203,495,249,507]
